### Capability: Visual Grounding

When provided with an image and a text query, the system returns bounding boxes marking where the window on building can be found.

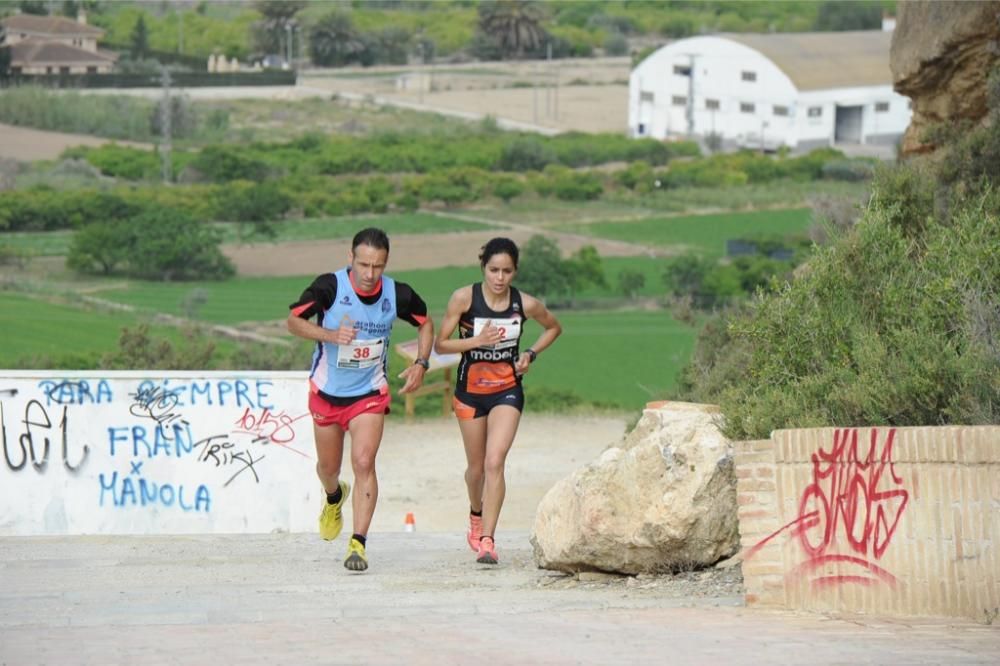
[60,66,70,75]
[11,67,22,76]
[671,95,687,107]
[705,99,720,110]
[773,105,789,117]
[808,106,823,118]
[875,102,890,113]
[46,66,53,74]
[86,66,98,74]
[637,123,646,136]
[741,70,757,82]
[673,64,691,76]
[640,91,654,103]
[740,102,755,114]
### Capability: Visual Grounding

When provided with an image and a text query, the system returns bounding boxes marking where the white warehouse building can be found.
[629,31,912,151]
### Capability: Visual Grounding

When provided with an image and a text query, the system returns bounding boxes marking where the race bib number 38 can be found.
[473,317,521,350]
[337,338,384,369]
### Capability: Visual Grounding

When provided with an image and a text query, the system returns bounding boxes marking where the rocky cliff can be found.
[891,0,1000,155]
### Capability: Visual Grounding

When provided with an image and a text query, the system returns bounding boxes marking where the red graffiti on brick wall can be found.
[746,428,909,589]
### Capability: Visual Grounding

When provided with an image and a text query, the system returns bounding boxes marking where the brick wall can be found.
[735,426,1000,623]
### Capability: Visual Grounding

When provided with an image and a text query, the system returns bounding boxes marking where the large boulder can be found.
[891,0,1000,155]
[531,402,738,575]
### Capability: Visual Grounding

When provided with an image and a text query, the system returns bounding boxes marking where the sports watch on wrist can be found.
[525,348,537,363]
[414,357,430,370]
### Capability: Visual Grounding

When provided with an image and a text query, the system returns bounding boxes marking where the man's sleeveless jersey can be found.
[455,283,526,396]
[310,268,397,398]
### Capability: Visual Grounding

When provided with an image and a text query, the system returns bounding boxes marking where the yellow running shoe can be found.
[318,480,350,541]
[344,537,368,572]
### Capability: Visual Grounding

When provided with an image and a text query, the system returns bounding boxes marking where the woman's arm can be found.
[434,286,503,355]
[513,292,562,375]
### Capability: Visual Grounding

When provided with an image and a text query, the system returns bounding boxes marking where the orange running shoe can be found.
[476,536,498,565]
[467,514,483,552]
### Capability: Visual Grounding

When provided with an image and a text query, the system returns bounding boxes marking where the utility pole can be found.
[159,66,172,184]
[545,41,552,118]
[686,54,695,136]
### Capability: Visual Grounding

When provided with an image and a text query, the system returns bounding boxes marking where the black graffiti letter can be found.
[2,402,28,471]
[22,400,52,472]
[59,407,89,473]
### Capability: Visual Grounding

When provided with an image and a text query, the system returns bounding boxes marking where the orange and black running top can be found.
[455,282,526,398]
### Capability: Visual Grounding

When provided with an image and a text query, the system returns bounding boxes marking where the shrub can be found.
[706,194,1000,439]
[492,174,525,202]
[213,180,291,223]
[68,208,234,281]
[551,170,603,201]
[498,137,557,171]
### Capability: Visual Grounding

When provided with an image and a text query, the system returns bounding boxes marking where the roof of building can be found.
[10,39,117,65]
[721,30,893,91]
[1,13,104,37]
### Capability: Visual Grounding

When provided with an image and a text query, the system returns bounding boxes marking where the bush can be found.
[492,174,525,202]
[213,180,291,222]
[551,170,603,201]
[68,208,234,281]
[705,193,1000,439]
[498,137,557,171]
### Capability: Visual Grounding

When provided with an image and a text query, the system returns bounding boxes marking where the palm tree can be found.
[308,12,367,67]
[477,0,547,60]
[251,0,306,59]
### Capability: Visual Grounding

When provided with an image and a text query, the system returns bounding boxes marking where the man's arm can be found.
[395,282,434,394]
[286,274,356,345]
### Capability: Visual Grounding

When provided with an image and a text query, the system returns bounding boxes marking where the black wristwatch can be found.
[525,348,537,363]
[414,357,430,370]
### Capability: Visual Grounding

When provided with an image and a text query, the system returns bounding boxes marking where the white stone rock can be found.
[531,402,739,574]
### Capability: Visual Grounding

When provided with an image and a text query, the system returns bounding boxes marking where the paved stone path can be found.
[2,532,998,665]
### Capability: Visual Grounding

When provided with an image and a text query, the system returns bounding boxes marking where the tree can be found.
[308,11,367,67]
[476,0,547,60]
[67,209,235,281]
[0,24,10,80]
[129,15,149,60]
[515,235,570,303]
[127,208,234,281]
[250,0,306,59]
[66,219,135,275]
[617,269,645,300]
[814,1,882,31]
[564,244,607,304]
[17,2,47,15]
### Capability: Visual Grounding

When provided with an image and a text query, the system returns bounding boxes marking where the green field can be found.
[85,265,487,326]
[555,208,813,257]
[0,292,240,366]
[1,213,493,257]
[217,212,494,244]
[84,254,675,326]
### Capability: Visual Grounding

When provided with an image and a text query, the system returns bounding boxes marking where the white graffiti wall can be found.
[0,371,322,536]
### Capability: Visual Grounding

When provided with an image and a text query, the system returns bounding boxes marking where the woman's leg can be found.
[480,405,521,539]
[458,416,488,512]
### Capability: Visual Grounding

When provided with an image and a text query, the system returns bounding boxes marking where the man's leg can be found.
[346,411,385,538]
[314,421,350,541]
[314,421,346,494]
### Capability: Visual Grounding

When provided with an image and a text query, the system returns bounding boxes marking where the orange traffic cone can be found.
[404,512,416,532]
